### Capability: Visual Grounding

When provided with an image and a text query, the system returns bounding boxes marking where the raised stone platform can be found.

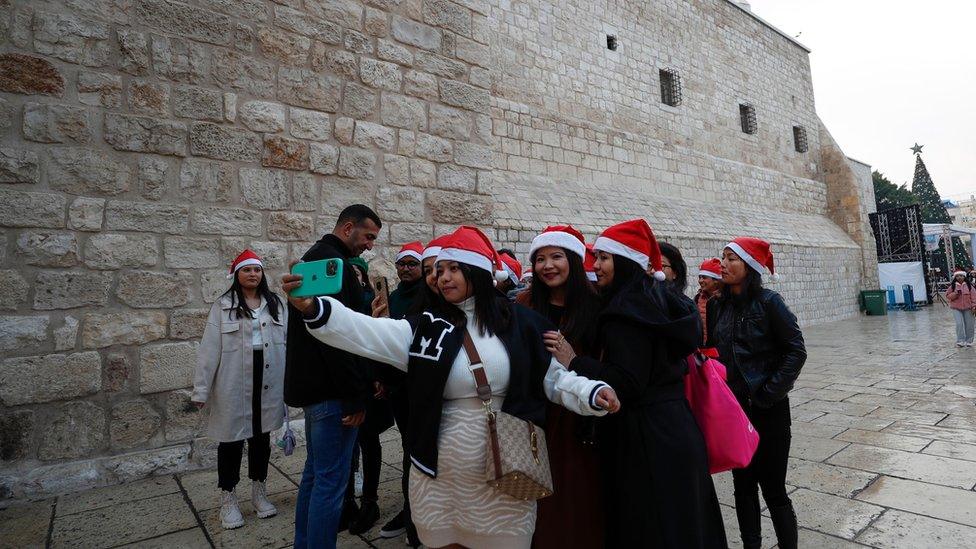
[4,306,975,548]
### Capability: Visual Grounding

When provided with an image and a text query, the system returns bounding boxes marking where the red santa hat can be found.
[584,243,597,282]
[521,266,533,282]
[698,258,722,280]
[953,270,968,278]
[529,225,587,260]
[726,237,780,282]
[437,226,510,284]
[594,219,666,281]
[395,241,424,262]
[421,234,451,261]
[499,251,522,284]
[228,249,263,279]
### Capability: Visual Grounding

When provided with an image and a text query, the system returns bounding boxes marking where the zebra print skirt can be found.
[409,397,535,549]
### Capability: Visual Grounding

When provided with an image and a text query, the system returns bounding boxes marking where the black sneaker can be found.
[338,499,360,532]
[349,500,380,536]
[379,509,408,538]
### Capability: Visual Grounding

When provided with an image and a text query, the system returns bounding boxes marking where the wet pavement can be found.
[3,306,975,548]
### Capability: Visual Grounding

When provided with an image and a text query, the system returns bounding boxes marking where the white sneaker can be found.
[957,342,965,347]
[220,490,245,529]
[251,481,278,519]
[966,342,973,347]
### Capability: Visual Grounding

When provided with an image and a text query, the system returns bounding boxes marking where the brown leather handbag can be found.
[462,331,554,501]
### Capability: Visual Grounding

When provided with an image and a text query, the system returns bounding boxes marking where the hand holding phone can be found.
[371,276,390,318]
[289,258,345,297]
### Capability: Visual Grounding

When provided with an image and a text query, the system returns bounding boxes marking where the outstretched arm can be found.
[544,357,617,416]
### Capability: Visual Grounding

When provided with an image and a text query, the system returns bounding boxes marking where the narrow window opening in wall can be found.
[739,104,757,134]
[659,68,682,107]
[606,35,618,50]
[793,125,808,153]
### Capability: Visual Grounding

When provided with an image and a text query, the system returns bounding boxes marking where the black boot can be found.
[768,502,798,549]
[349,499,379,535]
[338,498,360,532]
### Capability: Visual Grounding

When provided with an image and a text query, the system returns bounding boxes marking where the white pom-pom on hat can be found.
[769,272,781,283]
[653,270,667,281]
[495,269,510,284]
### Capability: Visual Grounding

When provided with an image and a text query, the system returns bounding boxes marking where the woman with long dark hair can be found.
[656,240,689,294]
[193,250,287,529]
[706,237,806,549]
[946,270,975,347]
[516,226,605,549]
[283,226,620,549]
[545,219,726,548]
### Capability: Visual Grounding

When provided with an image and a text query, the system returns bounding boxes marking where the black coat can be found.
[706,288,806,407]
[570,274,727,548]
[284,234,370,412]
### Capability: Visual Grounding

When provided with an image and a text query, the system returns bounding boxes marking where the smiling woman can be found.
[193,249,287,530]
[282,225,620,549]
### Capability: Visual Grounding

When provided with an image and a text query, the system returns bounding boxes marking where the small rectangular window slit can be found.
[659,68,682,107]
[793,125,808,153]
[606,35,617,50]
[739,104,757,134]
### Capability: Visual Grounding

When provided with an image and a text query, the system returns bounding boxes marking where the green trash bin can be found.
[860,290,887,316]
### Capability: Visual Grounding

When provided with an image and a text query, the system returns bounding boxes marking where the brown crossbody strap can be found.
[461,330,503,480]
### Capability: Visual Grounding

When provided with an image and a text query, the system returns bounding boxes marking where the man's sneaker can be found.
[379,509,408,538]
[251,481,278,519]
[220,490,245,529]
[349,499,380,535]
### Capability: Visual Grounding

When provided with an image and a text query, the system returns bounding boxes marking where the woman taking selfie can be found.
[707,237,806,549]
[546,219,726,548]
[193,250,287,529]
[517,226,604,549]
[946,270,975,347]
[283,226,620,549]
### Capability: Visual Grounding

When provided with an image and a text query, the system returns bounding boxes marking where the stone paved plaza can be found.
[3,305,976,548]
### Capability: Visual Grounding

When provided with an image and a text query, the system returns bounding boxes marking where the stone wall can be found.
[0,0,875,499]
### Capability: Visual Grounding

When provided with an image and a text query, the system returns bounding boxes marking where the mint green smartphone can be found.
[290,259,344,297]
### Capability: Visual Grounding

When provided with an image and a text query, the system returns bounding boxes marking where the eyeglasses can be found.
[395,261,421,269]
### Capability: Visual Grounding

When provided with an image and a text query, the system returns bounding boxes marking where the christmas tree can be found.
[910,145,972,273]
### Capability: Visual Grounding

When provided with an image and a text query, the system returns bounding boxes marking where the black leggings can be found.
[217,349,271,491]
[732,397,792,535]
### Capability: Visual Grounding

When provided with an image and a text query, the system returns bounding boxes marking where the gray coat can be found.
[193,294,287,442]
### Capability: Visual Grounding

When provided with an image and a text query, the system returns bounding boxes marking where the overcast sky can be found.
[746,0,975,202]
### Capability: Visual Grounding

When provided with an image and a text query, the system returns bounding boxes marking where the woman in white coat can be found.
[283,226,620,549]
[193,250,287,529]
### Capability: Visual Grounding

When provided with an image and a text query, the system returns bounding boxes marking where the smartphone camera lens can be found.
[327,262,337,276]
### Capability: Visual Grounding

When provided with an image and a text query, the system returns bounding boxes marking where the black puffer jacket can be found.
[706,288,806,408]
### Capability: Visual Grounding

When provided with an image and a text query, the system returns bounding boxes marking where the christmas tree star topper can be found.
[910,143,924,155]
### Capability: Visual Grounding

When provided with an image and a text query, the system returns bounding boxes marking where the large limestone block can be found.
[0,53,65,96]
[276,67,340,111]
[47,146,131,195]
[104,201,189,234]
[84,233,159,269]
[68,197,105,231]
[140,341,198,394]
[110,399,161,448]
[32,13,112,67]
[116,270,192,308]
[81,311,167,349]
[164,389,203,441]
[33,271,111,310]
[0,189,66,229]
[0,351,101,406]
[169,308,209,339]
[0,269,29,311]
[179,158,234,202]
[0,410,34,461]
[23,103,92,144]
[0,147,40,184]
[104,113,187,157]
[38,401,106,460]
[163,237,220,268]
[428,189,492,224]
[191,207,262,236]
[53,315,79,351]
[189,122,261,162]
[15,230,79,267]
[0,315,50,353]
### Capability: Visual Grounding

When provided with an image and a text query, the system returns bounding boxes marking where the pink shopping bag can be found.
[684,349,760,474]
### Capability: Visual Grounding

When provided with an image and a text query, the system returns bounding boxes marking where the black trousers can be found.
[217,349,272,491]
[389,389,411,517]
[732,396,792,539]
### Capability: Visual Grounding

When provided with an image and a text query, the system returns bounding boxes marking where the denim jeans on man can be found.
[294,400,358,548]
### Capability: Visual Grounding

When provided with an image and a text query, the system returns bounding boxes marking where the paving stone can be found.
[827,443,976,489]
[788,433,850,462]
[855,508,976,548]
[788,488,884,540]
[921,440,976,462]
[856,475,976,527]
[812,413,894,432]
[57,475,179,516]
[785,458,877,498]
[718,504,777,549]
[0,500,54,548]
[864,407,947,426]
[117,527,210,548]
[882,421,976,446]
[790,421,849,439]
[833,428,931,452]
[798,528,865,548]
[51,492,195,548]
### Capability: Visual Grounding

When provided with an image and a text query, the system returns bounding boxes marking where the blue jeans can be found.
[294,400,359,549]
